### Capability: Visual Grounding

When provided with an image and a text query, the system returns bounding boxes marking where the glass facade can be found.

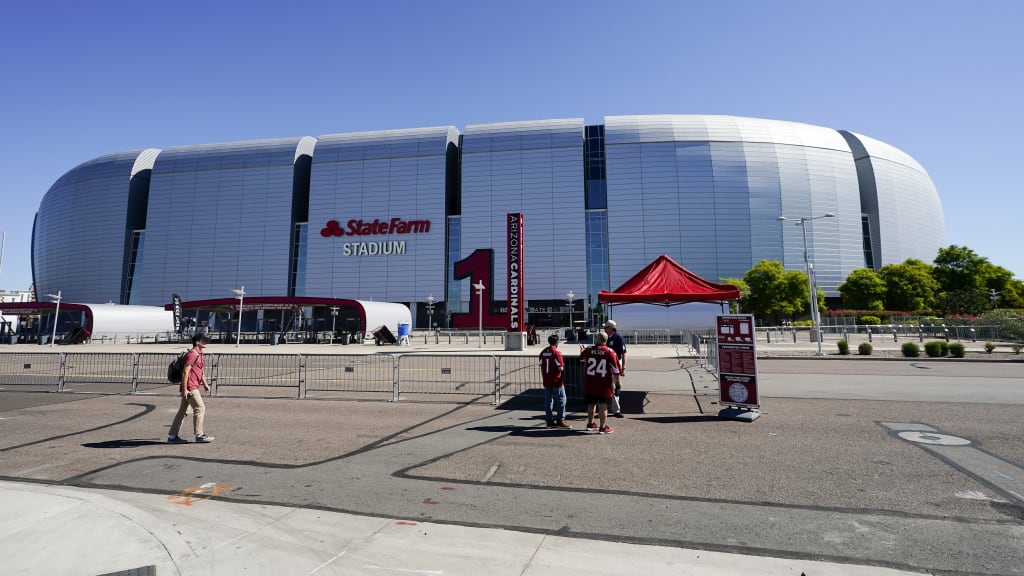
[32,115,945,310]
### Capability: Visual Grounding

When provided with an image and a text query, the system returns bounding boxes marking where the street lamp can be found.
[329,306,339,344]
[0,229,6,282]
[566,290,575,342]
[231,286,245,348]
[425,294,435,331]
[473,280,485,348]
[777,212,835,356]
[45,290,61,347]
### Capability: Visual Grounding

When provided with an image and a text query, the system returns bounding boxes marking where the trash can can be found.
[341,333,350,345]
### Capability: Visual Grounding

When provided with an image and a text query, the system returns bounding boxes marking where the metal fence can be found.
[0,352,586,403]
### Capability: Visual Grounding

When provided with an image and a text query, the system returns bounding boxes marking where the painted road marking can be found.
[882,422,1024,504]
[168,482,233,506]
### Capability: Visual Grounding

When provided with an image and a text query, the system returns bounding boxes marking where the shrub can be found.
[901,342,921,357]
[837,340,850,355]
[859,315,882,325]
[858,342,873,355]
[948,342,965,358]
[984,342,996,354]
[924,341,949,357]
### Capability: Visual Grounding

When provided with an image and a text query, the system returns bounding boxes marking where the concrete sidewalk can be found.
[0,480,924,576]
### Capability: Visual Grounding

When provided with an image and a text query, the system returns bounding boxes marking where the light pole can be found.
[329,306,339,344]
[777,213,835,356]
[425,294,435,331]
[473,280,485,348]
[566,290,575,342]
[45,290,61,347]
[231,286,245,348]
[0,229,6,282]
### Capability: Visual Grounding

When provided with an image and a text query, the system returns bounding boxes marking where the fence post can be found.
[58,352,67,392]
[493,356,501,405]
[131,353,140,394]
[392,355,401,402]
[297,353,305,399]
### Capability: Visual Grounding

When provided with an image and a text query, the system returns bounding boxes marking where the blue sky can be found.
[2,0,1021,292]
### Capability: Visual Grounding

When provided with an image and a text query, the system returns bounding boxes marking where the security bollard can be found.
[892,329,898,342]
[944,329,950,342]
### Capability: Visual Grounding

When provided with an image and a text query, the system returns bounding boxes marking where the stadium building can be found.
[30,114,945,332]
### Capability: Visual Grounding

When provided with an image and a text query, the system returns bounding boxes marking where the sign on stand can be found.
[716,314,761,421]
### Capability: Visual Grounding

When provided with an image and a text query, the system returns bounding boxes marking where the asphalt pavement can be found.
[1,337,1022,576]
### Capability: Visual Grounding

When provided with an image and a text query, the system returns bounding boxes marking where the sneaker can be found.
[600,426,614,434]
[195,434,215,443]
[556,420,571,428]
[586,422,599,430]
[546,420,557,428]
[167,435,188,444]
[612,412,625,418]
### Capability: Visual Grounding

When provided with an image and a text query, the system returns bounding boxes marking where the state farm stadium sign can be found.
[320,217,430,256]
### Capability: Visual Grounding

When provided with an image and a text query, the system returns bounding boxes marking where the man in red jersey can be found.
[538,334,570,428]
[579,331,621,434]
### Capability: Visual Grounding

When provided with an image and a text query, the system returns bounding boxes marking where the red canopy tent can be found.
[598,254,740,307]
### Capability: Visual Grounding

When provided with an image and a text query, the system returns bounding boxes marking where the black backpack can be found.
[166,350,189,383]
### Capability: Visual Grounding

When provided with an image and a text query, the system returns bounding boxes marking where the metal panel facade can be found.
[31,115,945,310]
[844,132,946,268]
[33,151,152,302]
[135,138,312,304]
[604,115,865,295]
[304,127,456,302]
[460,119,587,307]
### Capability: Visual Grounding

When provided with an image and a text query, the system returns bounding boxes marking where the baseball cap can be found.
[604,320,617,329]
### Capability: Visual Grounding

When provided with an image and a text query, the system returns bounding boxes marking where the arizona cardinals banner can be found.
[172,293,182,333]
[507,213,525,331]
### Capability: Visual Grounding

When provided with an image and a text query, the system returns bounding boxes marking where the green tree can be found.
[933,245,1016,315]
[837,268,886,310]
[719,277,750,314]
[878,259,939,311]
[743,260,811,323]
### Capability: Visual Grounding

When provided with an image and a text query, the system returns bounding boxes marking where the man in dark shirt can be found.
[604,320,626,418]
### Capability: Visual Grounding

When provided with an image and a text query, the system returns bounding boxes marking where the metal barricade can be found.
[62,352,136,393]
[396,354,498,401]
[136,352,186,393]
[210,353,302,398]
[303,354,396,397]
[493,354,584,404]
[629,329,670,344]
[494,355,539,403]
[0,352,63,391]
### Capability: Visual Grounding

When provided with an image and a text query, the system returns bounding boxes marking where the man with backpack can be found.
[167,333,215,444]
